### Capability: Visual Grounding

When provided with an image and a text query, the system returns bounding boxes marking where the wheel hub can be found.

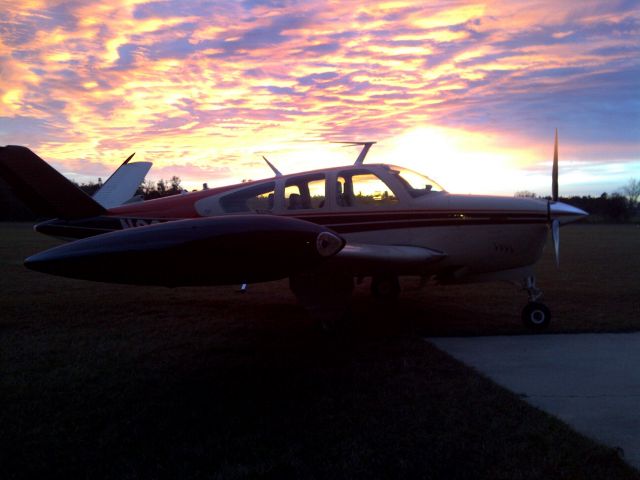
[530,309,546,324]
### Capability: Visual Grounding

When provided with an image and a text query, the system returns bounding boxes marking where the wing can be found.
[332,243,446,275]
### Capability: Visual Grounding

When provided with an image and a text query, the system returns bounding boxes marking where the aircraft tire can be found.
[371,275,400,301]
[522,302,551,330]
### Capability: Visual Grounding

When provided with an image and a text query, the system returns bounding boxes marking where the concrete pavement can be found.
[429,333,640,470]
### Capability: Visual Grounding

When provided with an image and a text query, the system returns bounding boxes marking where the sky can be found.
[0,0,638,196]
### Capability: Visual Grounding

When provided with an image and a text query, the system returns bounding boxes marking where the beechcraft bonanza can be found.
[0,133,586,329]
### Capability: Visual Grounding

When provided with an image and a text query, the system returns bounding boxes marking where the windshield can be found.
[389,166,445,196]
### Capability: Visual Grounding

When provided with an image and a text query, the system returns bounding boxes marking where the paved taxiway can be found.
[429,333,640,470]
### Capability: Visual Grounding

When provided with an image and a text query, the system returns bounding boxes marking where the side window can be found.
[337,172,398,207]
[220,182,275,213]
[284,175,325,210]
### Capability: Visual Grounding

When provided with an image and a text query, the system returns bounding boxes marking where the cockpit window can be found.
[337,171,398,207]
[220,182,275,213]
[390,166,445,197]
[285,174,326,210]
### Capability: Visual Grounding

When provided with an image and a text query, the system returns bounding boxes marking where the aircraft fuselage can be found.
[35,163,585,282]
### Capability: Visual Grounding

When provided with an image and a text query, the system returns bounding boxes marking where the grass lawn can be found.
[1,222,639,479]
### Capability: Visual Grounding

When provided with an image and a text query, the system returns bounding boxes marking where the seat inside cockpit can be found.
[284,174,325,210]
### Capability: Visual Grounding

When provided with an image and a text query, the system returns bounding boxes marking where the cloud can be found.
[297,71,340,86]
[213,13,308,56]
[0,116,53,146]
[115,43,139,69]
[302,42,340,54]
[0,0,637,194]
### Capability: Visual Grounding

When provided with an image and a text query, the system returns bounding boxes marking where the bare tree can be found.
[621,178,640,210]
[170,175,182,193]
[141,179,155,196]
[515,190,537,198]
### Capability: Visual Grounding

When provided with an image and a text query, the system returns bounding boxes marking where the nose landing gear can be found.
[521,276,551,330]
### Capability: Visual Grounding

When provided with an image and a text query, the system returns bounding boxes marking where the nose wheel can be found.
[521,276,551,330]
[522,301,551,329]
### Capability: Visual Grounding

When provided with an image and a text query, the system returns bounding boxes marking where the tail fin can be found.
[93,159,152,209]
[0,145,106,219]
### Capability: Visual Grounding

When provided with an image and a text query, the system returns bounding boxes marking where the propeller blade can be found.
[551,218,560,267]
[552,128,558,202]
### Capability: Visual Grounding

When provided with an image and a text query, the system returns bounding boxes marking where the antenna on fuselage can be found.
[262,155,282,177]
[332,141,376,166]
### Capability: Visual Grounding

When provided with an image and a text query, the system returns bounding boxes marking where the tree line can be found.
[76,176,185,200]
[515,178,640,223]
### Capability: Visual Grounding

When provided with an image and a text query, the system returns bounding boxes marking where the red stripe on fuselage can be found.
[106,183,248,218]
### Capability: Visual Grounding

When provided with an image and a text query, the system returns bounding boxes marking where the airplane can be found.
[0,133,587,329]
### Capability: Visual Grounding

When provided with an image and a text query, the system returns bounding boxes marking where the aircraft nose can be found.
[549,201,588,224]
[24,241,96,278]
[24,249,60,274]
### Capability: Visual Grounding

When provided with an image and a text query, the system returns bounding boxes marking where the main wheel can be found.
[522,302,551,330]
[371,275,400,301]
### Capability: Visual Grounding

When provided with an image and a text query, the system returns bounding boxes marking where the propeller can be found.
[549,128,560,266]
[552,128,558,202]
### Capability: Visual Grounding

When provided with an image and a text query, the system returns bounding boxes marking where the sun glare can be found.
[380,127,537,195]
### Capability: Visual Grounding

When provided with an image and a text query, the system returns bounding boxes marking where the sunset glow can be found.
[1,0,638,195]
